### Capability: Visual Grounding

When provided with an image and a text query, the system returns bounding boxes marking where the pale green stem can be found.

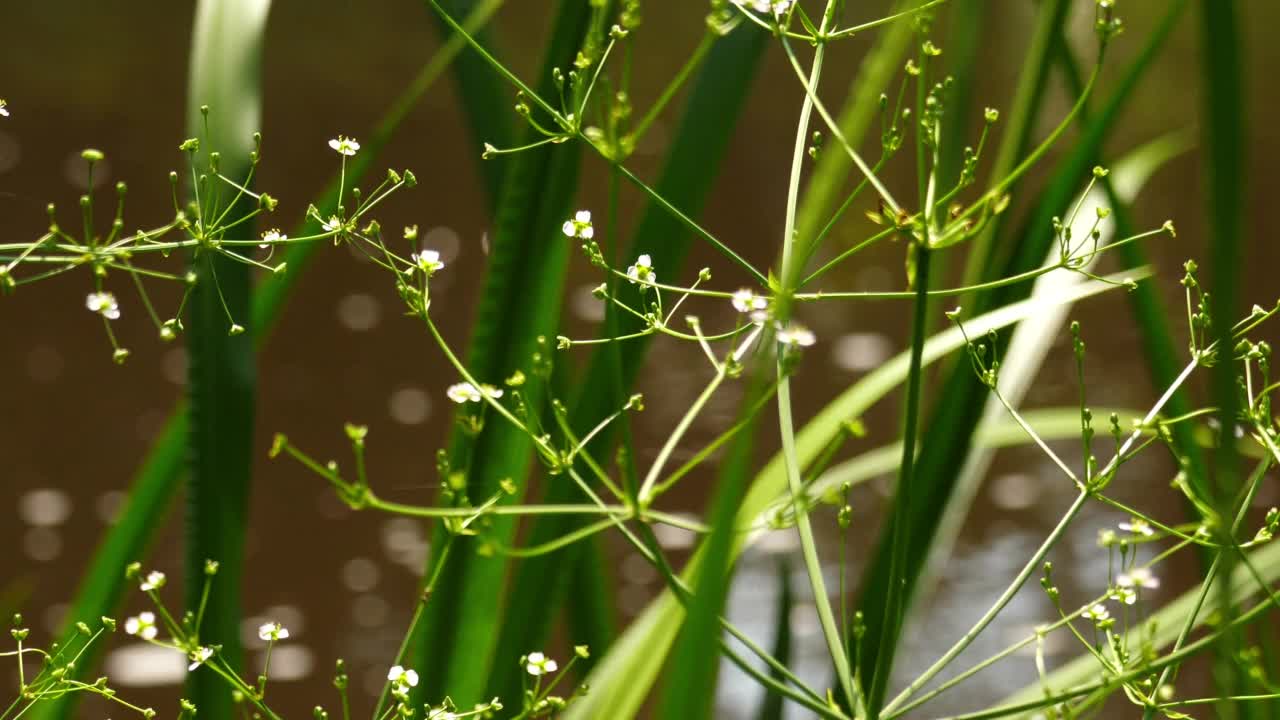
[772,0,859,709]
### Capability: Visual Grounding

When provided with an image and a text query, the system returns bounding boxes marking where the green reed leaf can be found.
[27,6,502,717]
[181,3,271,715]
[854,4,1184,708]
[488,22,770,705]
[566,272,1139,720]
[1199,0,1250,707]
[412,0,593,706]
[660,374,772,720]
[756,558,795,720]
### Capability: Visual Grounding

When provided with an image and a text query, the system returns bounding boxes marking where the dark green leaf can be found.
[182,3,271,714]
[755,560,794,720]
[853,3,1187,713]
[487,21,770,705]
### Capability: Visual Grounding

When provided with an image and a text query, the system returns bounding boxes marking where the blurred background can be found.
[2,1,1279,717]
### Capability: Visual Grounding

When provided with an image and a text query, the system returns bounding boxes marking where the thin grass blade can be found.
[412,0,595,706]
[182,2,271,715]
[27,9,498,716]
[487,20,770,703]
[852,5,1185,707]
[1199,0,1249,706]
[922,131,1189,599]
[431,0,512,205]
[755,558,795,720]
[566,272,1139,720]
[659,375,771,720]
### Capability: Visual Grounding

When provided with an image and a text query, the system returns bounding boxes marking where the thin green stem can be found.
[772,1,858,710]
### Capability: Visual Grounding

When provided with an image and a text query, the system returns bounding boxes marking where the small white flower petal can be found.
[328,136,361,156]
[86,292,121,320]
[188,646,213,671]
[447,382,483,403]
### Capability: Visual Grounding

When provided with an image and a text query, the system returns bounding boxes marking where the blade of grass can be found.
[955,0,1069,299]
[866,24,936,712]
[934,0,984,192]
[852,5,1182,707]
[1199,0,1248,709]
[792,0,915,261]
[487,20,770,704]
[431,0,512,205]
[183,2,271,716]
[811,406,1142,496]
[1052,1,1205,502]
[1052,22,1244,710]
[565,272,1139,720]
[755,558,795,720]
[412,0,595,706]
[659,375,771,720]
[28,7,505,717]
[922,0,985,337]
[922,130,1189,602]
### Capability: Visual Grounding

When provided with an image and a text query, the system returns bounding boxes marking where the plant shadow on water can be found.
[2,1,1280,719]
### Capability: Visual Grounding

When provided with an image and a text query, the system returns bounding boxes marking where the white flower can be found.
[427,709,458,720]
[446,382,503,404]
[732,0,794,17]
[259,228,286,249]
[258,622,289,642]
[388,665,419,688]
[447,382,482,403]
[411,250,445,275]
[1117,567,1159,590]
[124,612,158,640]
[777,323,816,348]
[626,254,655,285]
[731,288,769,323]
[86,292,120,320]
[188,646,214,671]
[328,135,361,156]
[1113,586,1138,606]
[562,210,594,240]
[525,651,557,677]
[731,288,763,313]
[1118,517,1155,537]
[322,216,343,233]
[0,99,9,117]
[139,570,166,592]
[1084,603,1110,623]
